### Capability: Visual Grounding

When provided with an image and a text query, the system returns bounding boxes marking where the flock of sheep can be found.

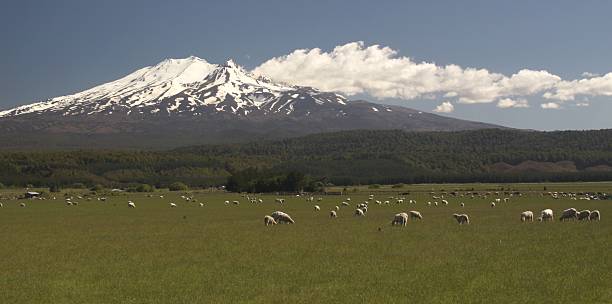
[259,192,603,228]
[2,190,604,229]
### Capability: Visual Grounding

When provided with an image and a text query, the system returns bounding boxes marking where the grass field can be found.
[1,183,611,303]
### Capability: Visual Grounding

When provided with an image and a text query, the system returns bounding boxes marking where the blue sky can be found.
[1,0,611,130]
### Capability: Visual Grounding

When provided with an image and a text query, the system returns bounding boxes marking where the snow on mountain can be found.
[0,57,347,118]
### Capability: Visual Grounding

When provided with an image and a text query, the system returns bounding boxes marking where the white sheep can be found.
[232,200,240,205]
[354,208,365,217]
[491,202,496,208]
[589,210,600,221]
[392,213,409,226]
[335,205,340,211]
[224,200,230,205]
[453,213,470,225]
[0,203,3,207]
[330,210,337,218]
[577,210,591,221]
[199,203,204,207]
[271,211,295,224]
[128,202,136,208]
[559,208,578,221]
[264,215,277,226]
[520,211,534,222]
[170,203,177,207]
[341,201,349,207]
[409,210,423,220]
[539,209,554,221]
[442,200,449,205]
[314,205,321,211]
[20,203,26,207]
[460,203,465,207]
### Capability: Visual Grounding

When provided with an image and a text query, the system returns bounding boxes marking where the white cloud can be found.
[497,98,529,108]
[253,41,612,105]
[581,72,600,78]
[541,102,561,110]
[543,73,612,101]
[433,101,454,113]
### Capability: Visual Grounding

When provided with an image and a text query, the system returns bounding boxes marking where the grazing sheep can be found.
[453,213,470,225]
[360,206,368,214]
[264,215,277,226]
[335,205,340,211]
[0,203,3,208]
[409,210,423,220]
[330,210,337,218]
[314,205,321,211]
[199,203,204,207]
[392,213,409,226]
[491,202,496,208]
[589,210,600,221]
[224,200,230,205]
[577,210,591,221]
[520,211,534,222]
[559,208,578,221]
[170,203,177,207]
[427,202,432,206]
[232,200,240,205]
[128,202,136,208]
[66,201,73,206]
[434,202,438,206]
[271,211,295,224]
[460,203,465,207]
[442,200,449,205]
[341,201,349,207]
[354,208,365,217]
[539,209,554,221]
[20,203,26,207]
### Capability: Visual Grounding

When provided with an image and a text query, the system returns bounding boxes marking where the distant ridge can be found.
[0,57,504,149]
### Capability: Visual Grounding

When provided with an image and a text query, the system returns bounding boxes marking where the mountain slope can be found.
[0,57,504,149]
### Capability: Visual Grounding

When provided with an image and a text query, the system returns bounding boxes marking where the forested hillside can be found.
[1,129,611,190]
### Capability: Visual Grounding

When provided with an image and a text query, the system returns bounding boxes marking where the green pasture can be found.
[0,183,610,303]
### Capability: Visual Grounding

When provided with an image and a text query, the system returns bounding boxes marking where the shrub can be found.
[128,184,155,192]
[169,182,189,191]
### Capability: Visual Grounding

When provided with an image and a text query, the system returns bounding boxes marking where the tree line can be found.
[1,128,611,191]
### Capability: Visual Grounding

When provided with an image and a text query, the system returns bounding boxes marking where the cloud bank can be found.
[433,101,454,113]
[253,42,612,109]
[497,98,529,109]
[541,102,561,110]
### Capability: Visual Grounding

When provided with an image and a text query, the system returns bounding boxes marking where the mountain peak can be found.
[0,55,349,118]
[223,58,239,68]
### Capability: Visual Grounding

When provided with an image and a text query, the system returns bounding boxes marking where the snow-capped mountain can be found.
[0,56,503,149]
[0,57,347,118]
